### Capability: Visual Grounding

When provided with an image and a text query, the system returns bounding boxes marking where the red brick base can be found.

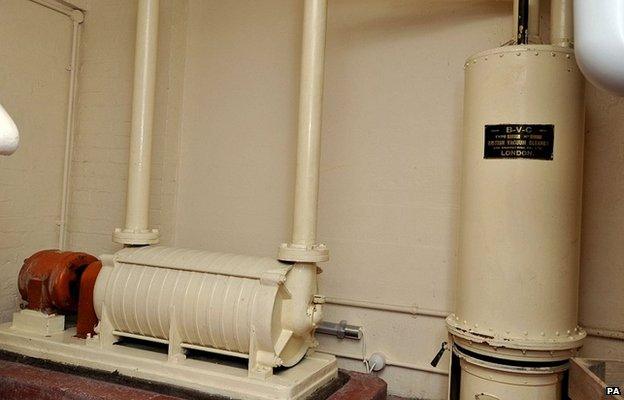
[327,370,387,400]
[0,358,387,400]
[0,359,180,400]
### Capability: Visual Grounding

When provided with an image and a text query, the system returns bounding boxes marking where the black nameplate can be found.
[484,124,554,160]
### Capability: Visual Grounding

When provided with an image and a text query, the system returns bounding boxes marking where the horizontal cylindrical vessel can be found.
[94,246,319,367]
[448,45,586,360]
[102,263,259,353]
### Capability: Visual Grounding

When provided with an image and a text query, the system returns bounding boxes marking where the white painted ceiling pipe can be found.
[113,0,160,245]
[574,0,624,95]
[0,103,19,156]
[278,0,329,263]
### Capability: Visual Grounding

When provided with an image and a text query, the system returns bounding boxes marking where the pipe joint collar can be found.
[277,243,329,263]
[113,228,160,246]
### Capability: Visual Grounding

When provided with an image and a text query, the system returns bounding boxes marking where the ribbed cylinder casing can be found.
[447,45,586,361]
[103,263,259,353]
[93,246,318,365]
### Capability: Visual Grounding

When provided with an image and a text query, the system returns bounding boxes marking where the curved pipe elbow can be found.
[0,103,19,155]
[574,0,624,96]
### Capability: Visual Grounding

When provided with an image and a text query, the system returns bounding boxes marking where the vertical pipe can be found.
[528,0,541,43]
[515,0,530,44]
[114,0,160,246]
[292,0,327,248]
[513,0,519,42]
[58,11,83,250]
[279,0,329,263]
[551,0,573,47]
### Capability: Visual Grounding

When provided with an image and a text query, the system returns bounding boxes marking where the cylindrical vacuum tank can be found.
[455,346,567,400]
[447,44,586,400]
[93,246,321,368]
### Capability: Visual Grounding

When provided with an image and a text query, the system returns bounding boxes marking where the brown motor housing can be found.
[18,250,101,338]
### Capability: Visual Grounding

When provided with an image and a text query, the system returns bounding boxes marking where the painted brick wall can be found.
[2,1,624,399]
[67,0,187,256]
[0,0,73,322]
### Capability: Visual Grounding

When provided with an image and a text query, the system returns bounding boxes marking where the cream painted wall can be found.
[0,0,623,399]
[174,1,511,398]
[579,86,624,359]
[174,1,624,398]
[0,0,72,321]
[67,0,187,254]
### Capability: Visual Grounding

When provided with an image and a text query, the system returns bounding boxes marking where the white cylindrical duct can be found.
[59,12,84,250]
[447,45,586,366]
[94,246,320,368]
[292,0,327,247]
[550,0,573,47]
[114,0,160,246]
[574,0,624,96]
[0,103,19,156]
[279,0,329,263]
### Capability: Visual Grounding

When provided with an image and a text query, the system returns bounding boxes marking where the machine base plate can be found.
[0,323,338,400]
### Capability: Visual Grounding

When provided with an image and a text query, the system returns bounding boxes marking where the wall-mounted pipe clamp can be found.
[316,320,362,340]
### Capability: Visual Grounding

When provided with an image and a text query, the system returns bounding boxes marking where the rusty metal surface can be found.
[76,260,102,339]
[18,250,98,314]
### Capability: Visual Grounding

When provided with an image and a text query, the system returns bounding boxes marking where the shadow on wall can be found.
[317,0,511,313]
[329,0,511,39]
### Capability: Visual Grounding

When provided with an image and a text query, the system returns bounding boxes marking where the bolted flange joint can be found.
[277,242,329,263]
[113,227,160,246]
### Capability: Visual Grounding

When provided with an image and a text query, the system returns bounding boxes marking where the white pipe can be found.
[324,297,450,319]
[327,297,624,343]
[27,0,74,17]
[316,350,449,376]
[0,104,19,156]
[583,326,624,341]
[278,0,329,262]
[58,11,84,250]
[550,0,573,47]
[292,0,328,248]
[574,0,624,95]
[114,0,160,245]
